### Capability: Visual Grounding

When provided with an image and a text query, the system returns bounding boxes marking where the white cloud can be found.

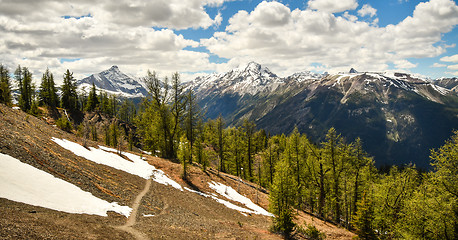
[358,4,377,17]
[203,0,458,76]
[440,54,458,62]
[431,63,447,67]
[394,59,417,69]
[447,64,458,70]
[308,0,358,13]
[0,0,224,83]
[343,12,358,22]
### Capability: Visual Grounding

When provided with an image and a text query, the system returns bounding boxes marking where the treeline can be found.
[0,64,137,123]
[134,70,457,239]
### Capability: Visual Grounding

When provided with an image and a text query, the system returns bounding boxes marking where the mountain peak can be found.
[245,61,262,71]
[109,65,119,71]
[349,68,358,73]
[77,66,147,98]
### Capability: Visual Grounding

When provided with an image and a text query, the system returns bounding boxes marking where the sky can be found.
[0,0,457,83]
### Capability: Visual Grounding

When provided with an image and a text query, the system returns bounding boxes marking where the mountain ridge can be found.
[185,62,458,169]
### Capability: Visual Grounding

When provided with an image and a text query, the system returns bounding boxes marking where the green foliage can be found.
[297,223,326,240]
[352,191,376,240]
[16,66,33,112]
[56,116,73,132]
[269,158,297,238]
[61,69,78,112]
[85,83,99,112]
[39,68,58,108]
[178,135,191,179]
[0,64,12,105]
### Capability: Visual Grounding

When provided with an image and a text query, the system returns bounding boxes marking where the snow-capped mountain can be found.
[187,63,458,169]
[434,77,458,92]
[77,66,147,98]
[187,62,287,97]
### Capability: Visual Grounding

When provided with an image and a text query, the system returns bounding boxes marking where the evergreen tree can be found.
[16,66,33,112]
[0,64,12,105]
[61,69,78,112]
[85,82,99,111]
[39,68,58,108]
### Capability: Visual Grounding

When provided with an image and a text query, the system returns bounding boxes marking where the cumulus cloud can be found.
[308,0,358,13]
[447,64,458,70]
[441,54,458,62]
[358,4,377,17]
[203,0,458,76]
[431,63,447,67]
[0,0,229,82]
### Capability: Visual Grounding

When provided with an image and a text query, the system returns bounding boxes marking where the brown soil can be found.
[0,104,354,239]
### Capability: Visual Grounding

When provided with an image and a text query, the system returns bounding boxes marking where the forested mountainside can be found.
[186,62,458,169]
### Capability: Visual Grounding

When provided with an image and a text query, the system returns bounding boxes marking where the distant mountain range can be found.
[78,64,458,169]
[77,66,148,98]
[185,62,458,169]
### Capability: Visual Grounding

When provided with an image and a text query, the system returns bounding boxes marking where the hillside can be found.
[0,104,354,239]
[186,64,458,169]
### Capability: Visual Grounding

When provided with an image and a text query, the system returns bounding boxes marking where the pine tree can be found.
[0,64,12,105]
[61,69,78,112]
[85,82,99,111]
[16,66,33,112]
[39,68,58,108]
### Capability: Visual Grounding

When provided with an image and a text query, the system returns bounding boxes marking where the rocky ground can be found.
[0,104,354,239]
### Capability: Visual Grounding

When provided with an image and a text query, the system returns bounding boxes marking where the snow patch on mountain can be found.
[77,66,147,98]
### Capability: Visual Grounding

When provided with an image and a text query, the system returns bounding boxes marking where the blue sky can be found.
[0,0,457,82]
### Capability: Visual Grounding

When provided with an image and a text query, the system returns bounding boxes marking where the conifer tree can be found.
[85,82,99,111]
[0,64,12,105]
[61,69,78,112]
[16,66,33,112]
[178,135,191,179]
[39,68,58,108]
[242,120,256,179]
[352,191,376,239]
[184,89,201,164]
[269,158,297,238]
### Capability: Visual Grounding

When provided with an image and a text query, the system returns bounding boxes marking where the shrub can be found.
[56,116,72,132]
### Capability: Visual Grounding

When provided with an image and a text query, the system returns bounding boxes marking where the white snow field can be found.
[0,152,131,217]
[52,138,183,190]
[51,138,271,216]
[209,181,273,217]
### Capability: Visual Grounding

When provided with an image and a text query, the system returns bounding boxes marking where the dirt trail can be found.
[115,178,152,240]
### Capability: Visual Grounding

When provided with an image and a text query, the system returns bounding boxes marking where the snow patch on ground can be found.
[184,187,256,215]
[52,138,154,179]
[0,152,131,217]
[208,181,273,217]
[52,138,183,191]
